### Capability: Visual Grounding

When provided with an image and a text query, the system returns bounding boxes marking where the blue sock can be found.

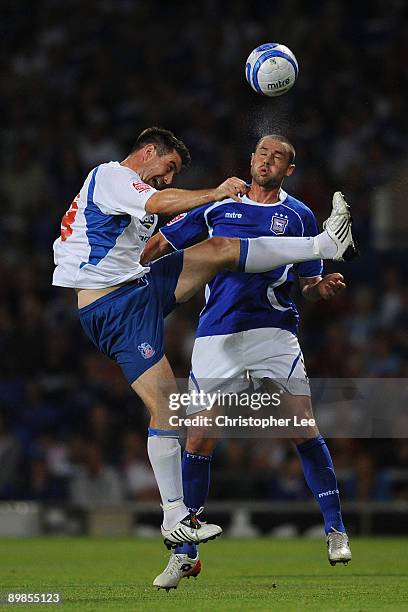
[175,451,212,557]
[297,435,345,534]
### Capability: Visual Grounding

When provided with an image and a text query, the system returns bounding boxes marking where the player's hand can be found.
[317,273,346,300]
[214,177,249,202]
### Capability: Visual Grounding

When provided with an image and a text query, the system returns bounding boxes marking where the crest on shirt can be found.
[270,213,289,234]
[167,213,187,226]
[138,343,156,359]
[140,214,156,229]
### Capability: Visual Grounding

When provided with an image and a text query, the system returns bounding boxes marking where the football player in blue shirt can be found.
[144,135,353,589]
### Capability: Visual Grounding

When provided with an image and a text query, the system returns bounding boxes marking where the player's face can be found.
[141,147,182,189]
[250,138,295,189]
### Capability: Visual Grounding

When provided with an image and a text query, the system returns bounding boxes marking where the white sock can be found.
[315,230,337,258]
[147,434,189,530]
[243,235,321,273]
[163,504,189,531]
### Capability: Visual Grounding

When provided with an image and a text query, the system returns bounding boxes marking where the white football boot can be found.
[322,191,358,261]
[153,553,201,590]
[327,528,352,565]
[161,513,222,550]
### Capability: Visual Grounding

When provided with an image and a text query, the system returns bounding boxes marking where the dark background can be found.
[1,0,407,516]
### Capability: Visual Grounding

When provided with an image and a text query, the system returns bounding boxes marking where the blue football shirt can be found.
[160,190,323,338]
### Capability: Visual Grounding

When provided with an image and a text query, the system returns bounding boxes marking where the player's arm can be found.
[145,177,248,215]
[97,168,246,220]
[141,204,209,264]
[300,273,346,302]
[141,232,173,265]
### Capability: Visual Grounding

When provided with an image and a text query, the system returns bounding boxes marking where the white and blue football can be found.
[245,43,298,97]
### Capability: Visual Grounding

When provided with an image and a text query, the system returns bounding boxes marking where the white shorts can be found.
[187,328,310,415]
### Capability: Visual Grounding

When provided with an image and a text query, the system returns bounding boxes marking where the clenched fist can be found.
[214,177,249,202]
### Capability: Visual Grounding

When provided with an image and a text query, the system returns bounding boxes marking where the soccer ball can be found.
[245,43,298,97]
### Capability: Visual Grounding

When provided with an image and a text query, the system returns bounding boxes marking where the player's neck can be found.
[120,151,144,176]
[248,184,282,204]
[121,156,138,173]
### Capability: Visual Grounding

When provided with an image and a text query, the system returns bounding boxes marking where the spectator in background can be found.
[0,413,22,499]
[70,443,124,507]
[1,142,50,220]
[390,438,408,501]
[121,431,158,501]
[268,454,309,501]
[342,453,392,501]
[85,402,119,463]
[26,456,68,501]
[366,330,401,377]
[378,267,403,328]
[344,286,377,348]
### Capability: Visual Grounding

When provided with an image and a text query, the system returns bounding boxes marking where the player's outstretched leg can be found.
[175,191,357,304]
[243,191,357,273]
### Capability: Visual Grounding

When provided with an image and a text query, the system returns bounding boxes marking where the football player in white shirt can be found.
[53,127,356,552]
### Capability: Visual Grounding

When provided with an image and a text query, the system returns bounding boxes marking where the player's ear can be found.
[286,163,295,177]
[250,152,255,165]
[143,144,156,161]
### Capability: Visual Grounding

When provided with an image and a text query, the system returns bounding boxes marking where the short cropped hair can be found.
[131,127,191,168]
[255,134,295,165]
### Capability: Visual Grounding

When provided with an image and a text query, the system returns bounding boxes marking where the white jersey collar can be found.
[241,188,288,207]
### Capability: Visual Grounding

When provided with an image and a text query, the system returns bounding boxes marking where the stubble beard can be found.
[252,170,281,190]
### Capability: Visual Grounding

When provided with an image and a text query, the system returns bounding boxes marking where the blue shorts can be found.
[79,251,184,384]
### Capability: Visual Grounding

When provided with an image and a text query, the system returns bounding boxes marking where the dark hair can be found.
[131,126,191,168]
[255,134,295,165]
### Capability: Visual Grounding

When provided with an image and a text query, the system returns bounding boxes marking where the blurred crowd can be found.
[1,0,408,506]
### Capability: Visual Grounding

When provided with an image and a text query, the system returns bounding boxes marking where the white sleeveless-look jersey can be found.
[53,162,158,288]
